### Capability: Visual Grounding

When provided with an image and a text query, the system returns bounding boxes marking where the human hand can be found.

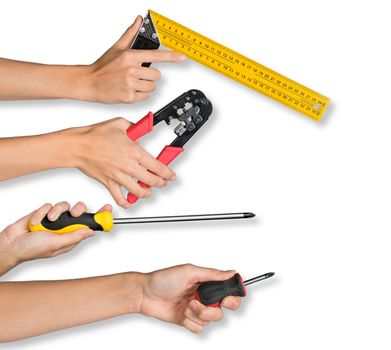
[139,264,241,333]
[74,117,176,208]
[85,16,186,104]
[0,201,111,271]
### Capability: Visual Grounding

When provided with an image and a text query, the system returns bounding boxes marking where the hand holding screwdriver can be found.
[0,202,111,276]
[139,264,242,333]
[0,263,244,340]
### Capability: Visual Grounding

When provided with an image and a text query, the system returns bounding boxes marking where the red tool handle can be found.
[126,112,184,204]
[127,112,154,141]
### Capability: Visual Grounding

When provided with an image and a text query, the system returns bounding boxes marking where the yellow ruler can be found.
[148,10,330,121]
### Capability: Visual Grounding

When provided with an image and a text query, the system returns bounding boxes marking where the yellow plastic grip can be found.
[29,211,113,234]
[94,212,114,232]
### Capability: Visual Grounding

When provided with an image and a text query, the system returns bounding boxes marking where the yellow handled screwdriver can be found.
[29,211,255,234]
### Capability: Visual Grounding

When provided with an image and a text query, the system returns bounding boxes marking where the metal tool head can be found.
[131,11,160,50]
[154,89,213,147]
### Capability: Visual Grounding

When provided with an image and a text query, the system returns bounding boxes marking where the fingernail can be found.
[170,174,176,181]
[177,54,186,62]
[189,300,198,311]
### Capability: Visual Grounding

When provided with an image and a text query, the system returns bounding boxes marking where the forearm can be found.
[0,128,82,181]
[0,58,93,101]
[0,272,144,342]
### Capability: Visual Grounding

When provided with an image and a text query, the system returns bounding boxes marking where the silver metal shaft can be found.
[113,212,255,225]
[244,272,275,286]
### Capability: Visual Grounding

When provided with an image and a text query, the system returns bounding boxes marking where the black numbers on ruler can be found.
[156,18,327,116]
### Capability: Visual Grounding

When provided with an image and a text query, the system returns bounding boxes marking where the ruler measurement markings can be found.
[160,33,235,70]
[158,25,312,108]
[158,22,320,110]
[151,11,329,120]
[157,26,233,65]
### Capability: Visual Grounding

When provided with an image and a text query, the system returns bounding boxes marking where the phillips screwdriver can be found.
[29,211,255,234]
[195,272,275,307]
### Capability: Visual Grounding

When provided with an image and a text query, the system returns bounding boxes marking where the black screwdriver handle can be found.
[194,273,246,307]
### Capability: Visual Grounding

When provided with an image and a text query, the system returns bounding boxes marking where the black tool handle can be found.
[29,211,113,234]
[194,273,246,307]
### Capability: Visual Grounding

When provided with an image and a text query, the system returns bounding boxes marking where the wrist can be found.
[40,128,85,170]
[56,65,95,102]
[0,231,20,276]
[121,272,147,314]
[60,124,93,171]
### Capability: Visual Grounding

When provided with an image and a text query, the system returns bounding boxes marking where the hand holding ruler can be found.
[132,10,330,121]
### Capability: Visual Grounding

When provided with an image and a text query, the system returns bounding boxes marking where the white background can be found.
[1,0,390,348]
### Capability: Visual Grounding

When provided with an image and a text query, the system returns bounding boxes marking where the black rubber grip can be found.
[40,212,103,231]
[196,273,246,306]
[130,13,160,68]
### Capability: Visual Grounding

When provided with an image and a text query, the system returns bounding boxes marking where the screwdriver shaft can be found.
[244,272,275,286]
[113,212,255,225]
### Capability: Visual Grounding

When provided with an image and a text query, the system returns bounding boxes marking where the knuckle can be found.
[170,52,179,61]
[151,177,161,187]
[125,92,136,103]
[192,325,203,334]
[128,66,137,76]
[139,92,150,101]
[215,311,224,321]
[111,116,130,129]
[183,263,195,273]
[74,201,85,208]
[154,69,161,80]
[114,196,126,207]
[113,116,127,124]
[123,162,136,175]
[139,188,152,198]
[119,52,129,64]
[155,162,165,174]
[131,149,142,161]
[157,179,166,188]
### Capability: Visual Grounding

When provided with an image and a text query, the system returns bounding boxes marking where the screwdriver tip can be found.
[244,212,256,218]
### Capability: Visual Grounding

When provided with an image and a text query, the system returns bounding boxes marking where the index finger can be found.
[138,148,176,180]
[29,203,53,225]
[131,49,186,63]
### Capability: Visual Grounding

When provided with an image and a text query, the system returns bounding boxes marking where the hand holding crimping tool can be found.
[126,89,212,204]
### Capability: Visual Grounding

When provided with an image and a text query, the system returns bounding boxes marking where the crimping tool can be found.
[126,89,213,204]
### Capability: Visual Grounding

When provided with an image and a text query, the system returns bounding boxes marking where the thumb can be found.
[189,265,236,284]
[51,228,95,249]
[114,15,143,49]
